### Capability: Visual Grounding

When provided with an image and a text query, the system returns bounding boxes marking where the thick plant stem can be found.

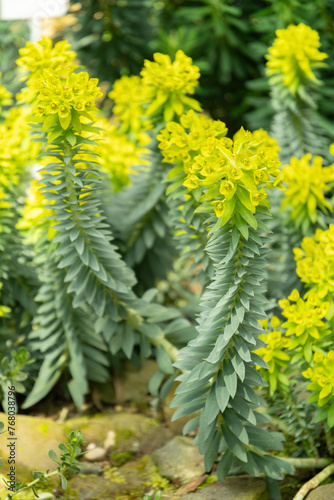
[282,457,331,469]
[325,430,334,456]
[293,463,334,500]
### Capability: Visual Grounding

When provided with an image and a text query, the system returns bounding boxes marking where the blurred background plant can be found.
[60,0,334,133]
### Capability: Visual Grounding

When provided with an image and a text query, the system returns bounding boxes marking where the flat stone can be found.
[179,477,267,500]
[84,446,106,461]
[115,360,158,402]
[65,412,171,455]
[306,483,334,500]
[67,455,173,499]
[103,429,116,449]
[0,412,66,484]
[152,436,205,484]
[79,463,103,475]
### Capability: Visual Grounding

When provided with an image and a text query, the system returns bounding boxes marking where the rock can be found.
[65,412,172,455]
[179,477,267,500]
[67,455,172,499]
[84,446,106,461]
[306,483,334,500]
[0,412,67,484]
[103,429,116,449]
[115,360,159,402]
[79,463,103,475]
[86,443,96,450]
[152,436,205,484]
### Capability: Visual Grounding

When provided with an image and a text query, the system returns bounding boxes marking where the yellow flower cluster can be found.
[94,118,149,191]
[294,225,334,299]
[32,67,103,130]
[140,50,201,121]
[303,351,334,407]
[158,112,283,223]
[266,23,328,94]
[108,51,201,137]
[0,72,12,113]
[158,109,228,165]
[0,107,39,188]
[108,75,151,146]
[255,316,291,394]
[281,154,334,225]
[17,179,56,244]
[279,289,330,362]
[0,186,10,210]
[16,37,76,77]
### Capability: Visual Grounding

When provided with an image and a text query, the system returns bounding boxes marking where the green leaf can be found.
[204,430,220,472]
[203,384,219,425]
[236,201,257,230]
[221,423,247,462]
[236,186,255,213]
[71,109,82,134]
[48,449,60,465]
[42,114,59,132]
[59,473,68,489]
[216,370,229,413]
[220,195,236,226]
[223,359,237,398]
[217,450,233,482]
[156,346,174,374]
[65,129,77,146]
[234,212,249,239]
[183,417,200,435]
[224,409,249,445]
[59,114,72,130]
[49,124,63,142]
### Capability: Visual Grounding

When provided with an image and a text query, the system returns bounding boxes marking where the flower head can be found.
[255,316,291,395]
[295,225,334,299]
[32,67,103,130]
[282,154,334,226]
[159,116,283,225]
[108,75,151,145]
[0,72,12,113]
[266,24,328,94]
[303,350,334,408]
[279,289,330,362]
[94,118,149,191]
[16,37,76,76]
[0,107,39,189]
[141,50,201,121]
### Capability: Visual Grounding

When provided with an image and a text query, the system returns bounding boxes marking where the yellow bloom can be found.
[266,23,328,94]
[159,115,281,224]
[0,72,12,113]
[93,118,149,191]
[32,67,103,130]
[17,179,56,244]
[141,50,201,120]
[16,37,76,76]
[282,154,334,225]
[303,351,334,407]
[279,290,330,362]
[108,75,152,146]
[295,225,334,298]
[255,316,291,395]
[0,107,39,189]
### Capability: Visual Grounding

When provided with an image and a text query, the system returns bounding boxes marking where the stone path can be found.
[0,410,267,500]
